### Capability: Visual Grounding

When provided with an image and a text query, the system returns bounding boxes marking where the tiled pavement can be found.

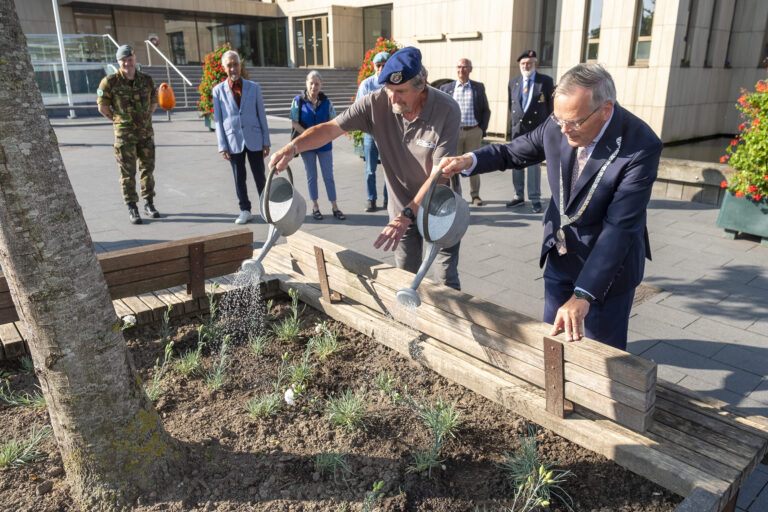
[53,112,768,508]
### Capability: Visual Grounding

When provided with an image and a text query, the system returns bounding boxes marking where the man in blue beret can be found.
[355,51,390,212]
[271,47,463,290]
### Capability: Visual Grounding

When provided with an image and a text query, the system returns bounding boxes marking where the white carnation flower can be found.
[284,387,295,405]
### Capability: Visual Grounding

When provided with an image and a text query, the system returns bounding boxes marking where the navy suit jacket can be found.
[471,104,662,302]
[508,72,554,138]
[212,79,270,154]
[440,80,491,136]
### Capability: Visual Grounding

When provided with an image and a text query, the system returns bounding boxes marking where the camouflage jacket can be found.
[97,70,157,139]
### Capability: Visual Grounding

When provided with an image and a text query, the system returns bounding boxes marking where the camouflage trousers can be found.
[114,136,155,204]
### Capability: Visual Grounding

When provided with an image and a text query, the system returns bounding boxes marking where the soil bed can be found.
[0,293,682,511]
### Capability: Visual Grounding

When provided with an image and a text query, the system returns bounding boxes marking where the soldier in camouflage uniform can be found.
[97,45,159,224]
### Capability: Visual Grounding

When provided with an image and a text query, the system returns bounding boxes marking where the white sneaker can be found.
[234,210,252,224]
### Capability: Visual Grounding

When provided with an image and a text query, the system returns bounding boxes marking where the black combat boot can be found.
[144,200,160,218]
[128,202,142,224]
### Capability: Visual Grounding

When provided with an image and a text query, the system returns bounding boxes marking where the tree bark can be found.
[0,2,182,509]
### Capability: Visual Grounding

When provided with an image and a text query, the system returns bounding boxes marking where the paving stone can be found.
[749,481,768,511]
[736,468,768,511]
[676,373,756,404]
[631,301,698,328]
[746,379,768,406]
[642,342,763,396]
[659,294,758,330]
[629,314,724,357]
[712,345,768,377]
[686,317,768,352]
[625,329,661,356]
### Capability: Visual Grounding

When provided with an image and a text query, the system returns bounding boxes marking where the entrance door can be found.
[294,15,328,67]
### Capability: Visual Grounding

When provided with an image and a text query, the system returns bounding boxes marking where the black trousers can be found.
[229,147,266,212]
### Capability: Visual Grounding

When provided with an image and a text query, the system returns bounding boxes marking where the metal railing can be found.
[145,40,192,120]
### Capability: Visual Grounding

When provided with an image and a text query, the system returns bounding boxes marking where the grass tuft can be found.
[326,389,369,431]
[0,423,52,468]
[245,392,282,418]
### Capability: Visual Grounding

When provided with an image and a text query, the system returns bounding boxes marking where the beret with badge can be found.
[116,45,135,61]
[377,46,422,85]
[517,49,537,62]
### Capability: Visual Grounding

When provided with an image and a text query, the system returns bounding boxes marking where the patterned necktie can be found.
[571,146,588,198]
[521,79,530,109]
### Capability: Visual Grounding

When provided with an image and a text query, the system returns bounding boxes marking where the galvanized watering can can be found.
[241,165,306,277]
[396,169,470,307]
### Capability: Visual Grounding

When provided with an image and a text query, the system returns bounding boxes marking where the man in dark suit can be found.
[437,63,662,350]
[507,50,554,213]
[440,58,491,206]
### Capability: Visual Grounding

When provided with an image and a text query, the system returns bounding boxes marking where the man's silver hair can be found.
[408,66,428,90]
[221,50,240,66]
[306,70,322,83]
[458,58,472,68]
[555,63,616,109]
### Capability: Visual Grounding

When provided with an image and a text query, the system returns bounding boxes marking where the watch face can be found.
[403,207,414,219]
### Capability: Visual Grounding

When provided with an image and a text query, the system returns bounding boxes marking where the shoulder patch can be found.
[97,88,104,97]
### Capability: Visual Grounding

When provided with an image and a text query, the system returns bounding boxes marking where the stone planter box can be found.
[716,190,768,245]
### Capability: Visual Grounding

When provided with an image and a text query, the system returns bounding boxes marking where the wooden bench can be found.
[261,230,768,512]
[0,229,254,359]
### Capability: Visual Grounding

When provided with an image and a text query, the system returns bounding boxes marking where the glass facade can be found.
[294,16,328,67]
[363,4,393,51]
[165,14,287,67]
[538,0,557,66]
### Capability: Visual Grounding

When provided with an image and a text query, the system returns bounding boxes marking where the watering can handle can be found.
[420,168,444,243]
[262,165,293,225]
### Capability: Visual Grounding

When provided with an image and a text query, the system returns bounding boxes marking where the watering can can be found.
[395,169,470,307]
[241,165,306,278]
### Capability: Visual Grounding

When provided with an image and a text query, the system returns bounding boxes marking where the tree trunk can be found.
[0,2,182,509]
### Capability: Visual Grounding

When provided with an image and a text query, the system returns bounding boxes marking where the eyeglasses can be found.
[550,103,604,131]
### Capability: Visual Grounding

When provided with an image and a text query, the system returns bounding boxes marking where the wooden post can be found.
[544,336,573,418]
[314,246,341,303]
[187,242,205,298]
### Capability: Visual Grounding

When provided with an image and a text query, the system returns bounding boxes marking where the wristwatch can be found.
[573,289,596,303]
[401,207,416,221]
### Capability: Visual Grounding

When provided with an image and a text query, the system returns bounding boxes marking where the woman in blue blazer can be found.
[289,71,345,220]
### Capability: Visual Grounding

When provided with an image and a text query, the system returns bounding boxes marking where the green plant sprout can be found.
[146,306,174,401]
[326,389,369,431]
[374,371,403,404]
[314,451,352,484]
[362,480,385,512]
[406,396,462,478]
[205,334,230,390]
[271,289,304,343]
[0,380,45,409]
[248,332,270,357]
[308,321,343,360]
[0,423,52,468]
[19,355,34,373]
[177,325,206,375]
[288,348,316,396]
[245,392,282,419]
[500,425,574,512]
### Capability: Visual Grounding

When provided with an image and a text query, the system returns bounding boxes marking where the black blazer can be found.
[440,80,491,136]
[471,104,662,303]
[508,72,554,138]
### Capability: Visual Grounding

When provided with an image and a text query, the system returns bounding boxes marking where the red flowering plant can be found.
[197,43,248,119]
[348,37,400,146]
[720,73,768,202]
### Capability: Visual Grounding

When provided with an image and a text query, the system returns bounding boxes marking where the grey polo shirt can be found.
[336,86,460,218]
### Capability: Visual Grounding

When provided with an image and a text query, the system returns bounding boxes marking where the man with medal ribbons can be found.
[437,63,662,350]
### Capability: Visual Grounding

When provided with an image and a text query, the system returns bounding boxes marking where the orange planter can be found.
[158,83,176,110]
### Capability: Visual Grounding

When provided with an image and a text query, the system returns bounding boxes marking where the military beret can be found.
[378,47,422,85]
[372,51,390,64]
[517,50,537,62]
[116,45,135,60]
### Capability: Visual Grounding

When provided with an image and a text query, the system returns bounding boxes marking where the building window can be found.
[630,0,654,65]
[363,4,392,51]
[681,0,697,67]
[581,0,603,62]
[538,0,557,66]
